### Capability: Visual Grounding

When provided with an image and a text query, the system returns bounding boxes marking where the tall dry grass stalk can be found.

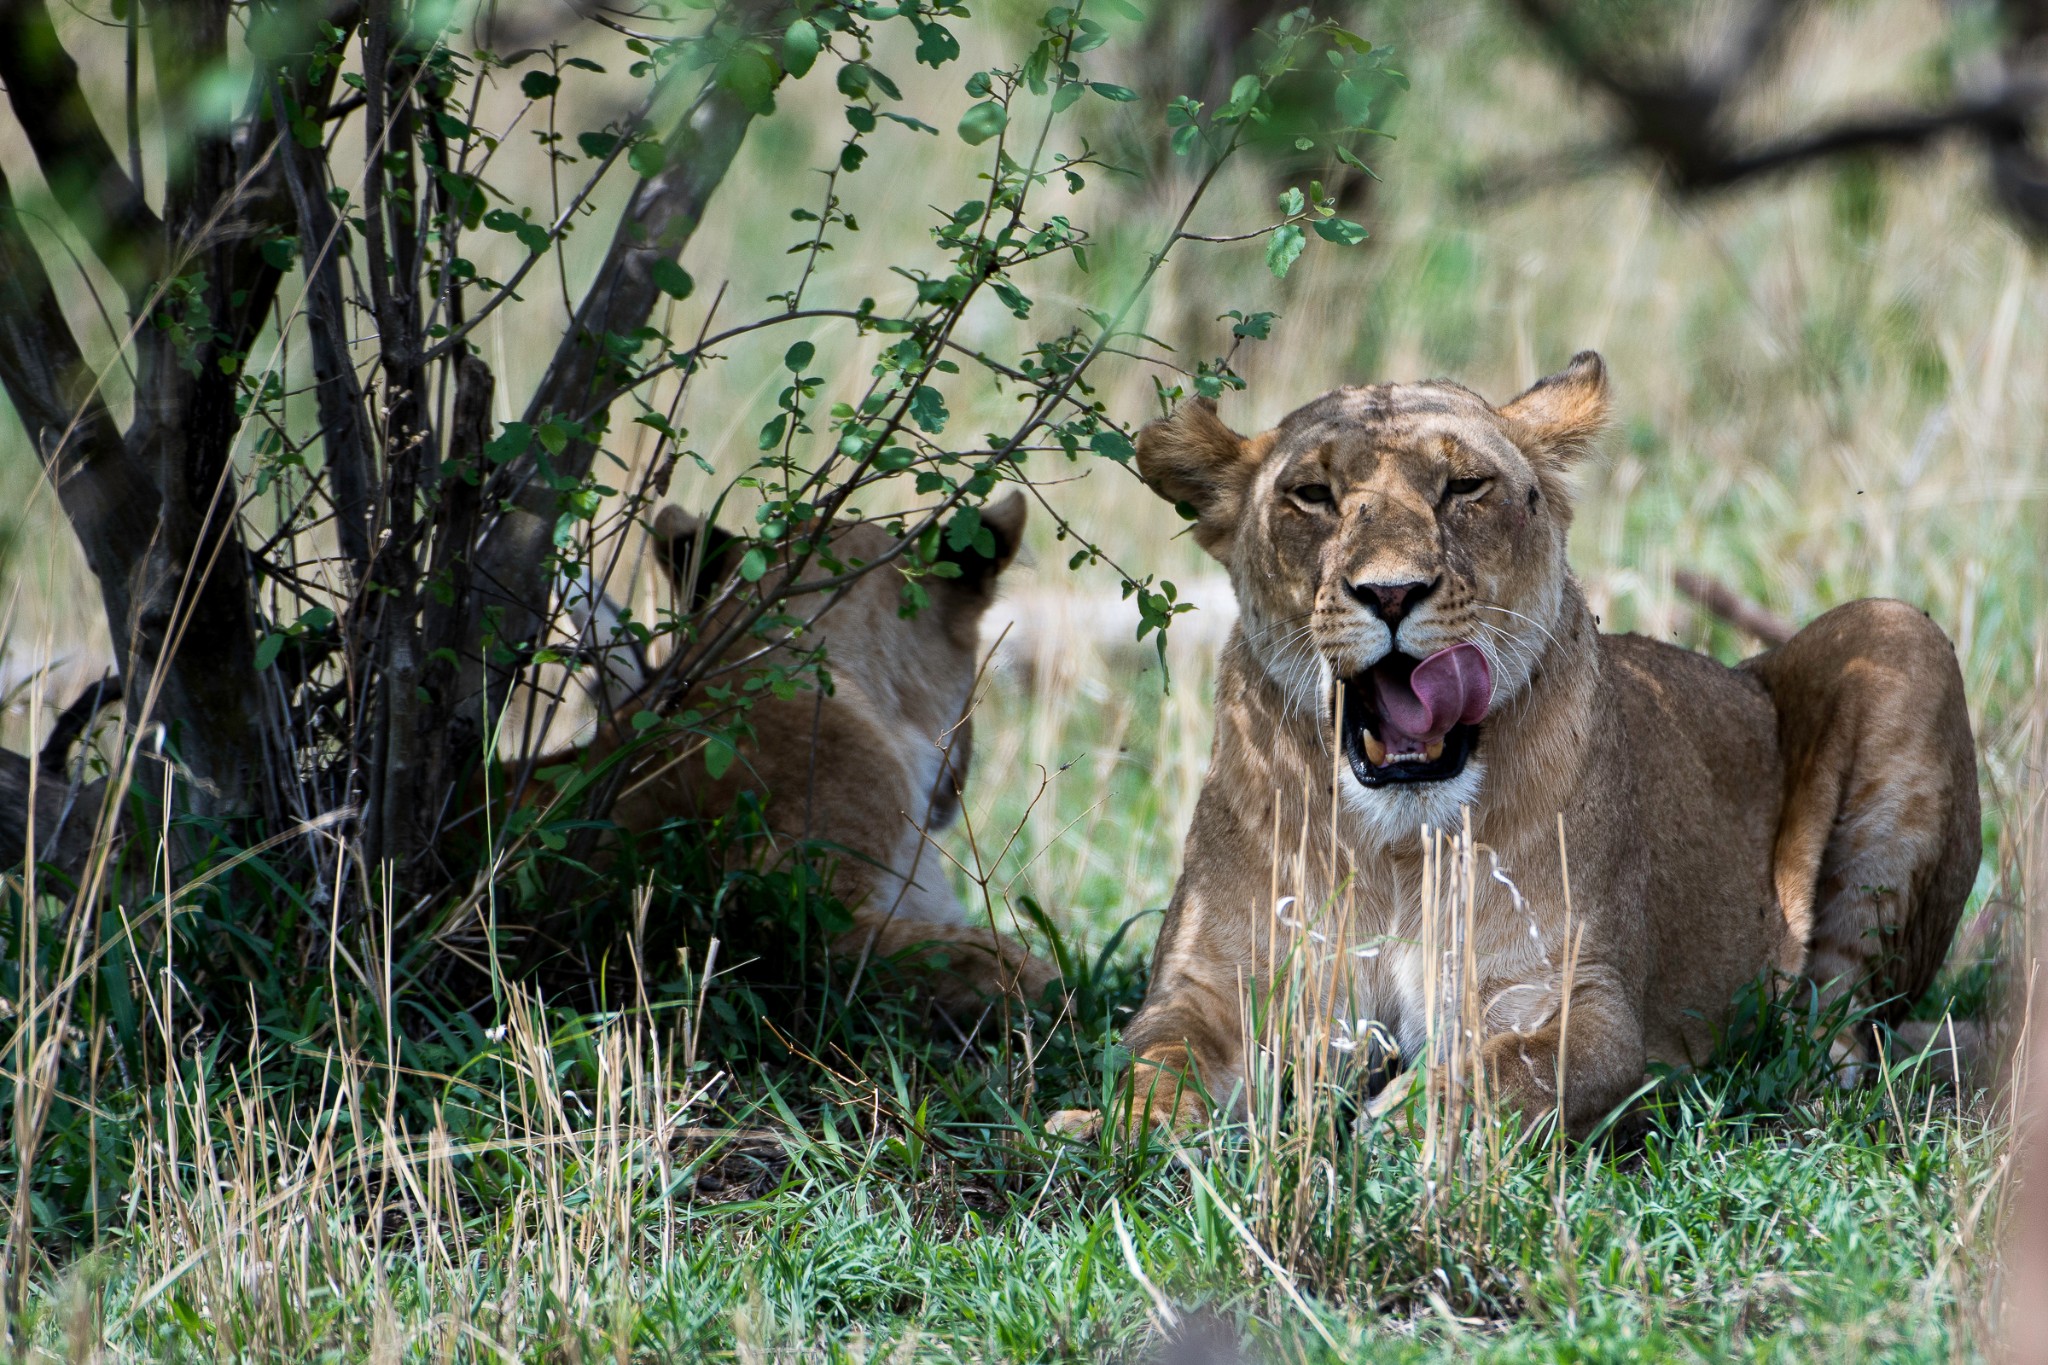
[45,959,729,1360]
[1221,790,1558,1318]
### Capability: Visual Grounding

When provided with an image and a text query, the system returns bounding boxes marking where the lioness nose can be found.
[1349,577,1436,625]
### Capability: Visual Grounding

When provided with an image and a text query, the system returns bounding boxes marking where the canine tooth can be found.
[1425,740,1445,761]
[1362,731,1387,766]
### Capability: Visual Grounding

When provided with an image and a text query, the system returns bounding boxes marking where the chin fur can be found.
[1339,756,1487,850]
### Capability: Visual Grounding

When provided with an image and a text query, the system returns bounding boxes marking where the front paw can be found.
[1045,1107,1102,1140]
[1046,1054,1208,1144]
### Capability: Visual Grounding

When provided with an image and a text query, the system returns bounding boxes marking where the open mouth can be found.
[1337,643,1493,788]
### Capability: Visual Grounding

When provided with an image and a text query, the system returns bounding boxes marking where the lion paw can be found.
[1045,1108,1103,1140]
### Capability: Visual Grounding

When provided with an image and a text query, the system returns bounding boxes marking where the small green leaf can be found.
[738,547,768,581]
[485,422,532,462]
[703,735,736,780]
[651,259,694,299]
[1266,223,1306,278]
[1089,82,1138,102]
[1279,186,1305,216]
[908,385,948,434]
[577,131,620,159]
[1220,73,1261,121]
[957,100,1007,146]
[253,634,284,671]
[628,140,666,177]
[1312,217,1369,246]
[782,18,821,78]
[538,420,570,455]
[1090,429,1134,463]
[784,340,815,372]
[521,70,559,100]
[914,20,959,68]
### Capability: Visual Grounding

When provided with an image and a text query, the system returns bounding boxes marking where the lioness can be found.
[1050,353,1977,1137]
[524,493,1057,1010]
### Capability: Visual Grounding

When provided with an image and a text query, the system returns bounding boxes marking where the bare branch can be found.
[465,0,784,730]
[0,165,159,643]
[0,0,165,299]
[1674,570,1795,648]
[1506,0,2046,220]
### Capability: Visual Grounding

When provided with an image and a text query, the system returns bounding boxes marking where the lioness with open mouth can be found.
[1049,353,1978,1138]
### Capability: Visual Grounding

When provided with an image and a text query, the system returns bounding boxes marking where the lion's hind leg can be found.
[1745,599,1980,1045]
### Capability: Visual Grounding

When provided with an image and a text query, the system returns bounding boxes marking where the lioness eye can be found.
[1291,483,1334,507]
[1444,476,1487,499]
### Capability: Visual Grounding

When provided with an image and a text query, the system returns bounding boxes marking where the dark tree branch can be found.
[1506,0,2047,225]
[0,0,165,301]
[463,0,784,734]
[0,167,160,659]
[270,74,376,579]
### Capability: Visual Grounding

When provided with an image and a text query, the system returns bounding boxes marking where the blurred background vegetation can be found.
[0,0,2040,1356]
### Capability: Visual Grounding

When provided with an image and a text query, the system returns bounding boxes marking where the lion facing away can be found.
[1050,352,1977,1138]
[518,493,1057,1012]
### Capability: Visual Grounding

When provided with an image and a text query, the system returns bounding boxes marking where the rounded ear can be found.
[650,505,742,611]
[1499,351,1610,463]
[1135,398,1262,561]
[936,489,1028,590]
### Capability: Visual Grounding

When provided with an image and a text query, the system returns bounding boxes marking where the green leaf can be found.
[485,422,532,462]
[914,20,959,68]
[703,735,736,780]
[564,57,606,72]
[259,236,298,271]
[784,340,815,371]
[737,547,768,582]
[538,420,570,455]
[782,19,821,78]
[253,633,285,671]
[1089,82,1138,102]
[1090,429,1134,463]
[1279,186,1305,216]
[1312,216,1369,246]
[758,414,788,449]
[521,70,559,100]
[1266,223,1306,278]
[650,259,694,299]
[1220,73,1261,121]
[908,385,948,434]
[577,131,620,159]
[719,47,779,115]
[628,140,666,178]
[957,100,1007,146]
[944,504,984,554]
[1228,309,1278,340]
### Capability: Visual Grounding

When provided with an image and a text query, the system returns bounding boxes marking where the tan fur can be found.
[1050,354,1977,1137]
[537,494,1057,1011]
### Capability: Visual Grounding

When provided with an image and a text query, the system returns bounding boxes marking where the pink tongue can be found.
[1372,643,1493,750]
